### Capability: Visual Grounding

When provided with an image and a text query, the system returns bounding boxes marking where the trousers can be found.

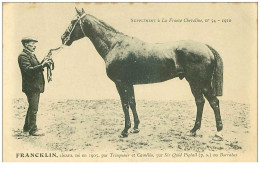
[23,92,40,134]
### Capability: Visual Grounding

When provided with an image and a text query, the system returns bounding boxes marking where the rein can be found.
[45,46,63,82]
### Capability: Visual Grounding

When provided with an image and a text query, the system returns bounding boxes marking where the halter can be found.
[63,13,87,45]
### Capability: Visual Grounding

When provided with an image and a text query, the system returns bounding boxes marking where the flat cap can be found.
[21,37,38,44]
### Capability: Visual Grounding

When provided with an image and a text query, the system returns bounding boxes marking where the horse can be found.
[61,8,224,140]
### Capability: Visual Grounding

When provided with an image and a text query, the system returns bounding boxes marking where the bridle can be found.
[63,13,87,45]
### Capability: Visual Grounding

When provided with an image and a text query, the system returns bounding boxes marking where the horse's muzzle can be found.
[61,35,72,46]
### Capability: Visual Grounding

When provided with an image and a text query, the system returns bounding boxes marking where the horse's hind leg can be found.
[189,82,205,136]
[202,84,223,140]
[116,83,131,138]
[127,85,140,133]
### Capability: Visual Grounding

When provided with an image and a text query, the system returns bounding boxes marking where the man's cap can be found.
[21,37,38,44]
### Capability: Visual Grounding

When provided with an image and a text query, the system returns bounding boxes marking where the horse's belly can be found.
[106,58,176,84]
[132,64,175,84]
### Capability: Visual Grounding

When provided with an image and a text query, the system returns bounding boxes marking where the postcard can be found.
[2,2,257,162]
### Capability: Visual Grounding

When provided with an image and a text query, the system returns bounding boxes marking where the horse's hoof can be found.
[187,131,196,136]
[130,128,140,134]
[119,132,128,138]
[213,132,224,141]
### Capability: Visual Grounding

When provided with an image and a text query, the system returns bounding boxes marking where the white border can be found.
[0,1,259,180]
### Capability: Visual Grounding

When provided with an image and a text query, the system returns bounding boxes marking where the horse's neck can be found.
[88,33,116,60]
[86,17,122,60]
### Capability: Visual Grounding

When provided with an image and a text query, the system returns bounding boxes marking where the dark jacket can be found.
[18,49,45,93]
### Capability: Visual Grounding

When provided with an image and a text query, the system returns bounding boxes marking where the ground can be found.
[12,98,250,154]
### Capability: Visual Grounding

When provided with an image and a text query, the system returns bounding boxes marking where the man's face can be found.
[25,41,37,52]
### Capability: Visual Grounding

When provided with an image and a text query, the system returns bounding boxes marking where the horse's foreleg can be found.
[189,82,205,136]
[128,85,140,133]
[202,84,223,140]
[116,83,131,138]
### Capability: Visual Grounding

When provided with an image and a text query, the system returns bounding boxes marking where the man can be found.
[18,37,51,136]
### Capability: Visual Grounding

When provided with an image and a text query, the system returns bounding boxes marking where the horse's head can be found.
[61,7,88,46]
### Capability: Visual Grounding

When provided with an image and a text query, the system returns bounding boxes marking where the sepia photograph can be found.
[2,2,257,162]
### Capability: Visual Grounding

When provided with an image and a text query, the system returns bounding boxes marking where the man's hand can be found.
[41,59,52,68]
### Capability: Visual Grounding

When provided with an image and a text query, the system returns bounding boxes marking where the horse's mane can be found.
[86,14,122,34]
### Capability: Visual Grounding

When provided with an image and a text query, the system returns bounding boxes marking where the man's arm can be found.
[18,54,44,74]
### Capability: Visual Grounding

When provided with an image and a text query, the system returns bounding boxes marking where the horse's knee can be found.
[129,101,136,109]
[129,97,136,108]
[122,103,129,111]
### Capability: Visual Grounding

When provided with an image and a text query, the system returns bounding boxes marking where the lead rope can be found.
[46,46,63,82]
[46,13,87,82]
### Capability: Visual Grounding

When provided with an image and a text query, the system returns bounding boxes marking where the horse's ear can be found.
[75,7,81,15]
[82,8,85,14]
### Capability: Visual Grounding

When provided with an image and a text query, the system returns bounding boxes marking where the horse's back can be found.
[112,38,214,64]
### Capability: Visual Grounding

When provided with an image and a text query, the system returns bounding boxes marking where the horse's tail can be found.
[206,45,223,96]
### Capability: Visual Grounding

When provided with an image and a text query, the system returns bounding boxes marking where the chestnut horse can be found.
[61,8,223,139]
